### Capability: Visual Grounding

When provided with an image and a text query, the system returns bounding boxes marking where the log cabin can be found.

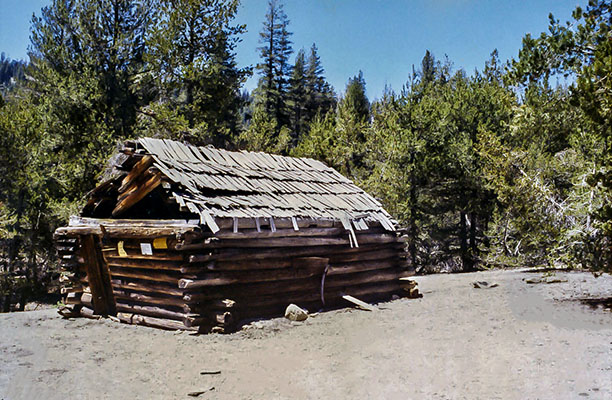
[55,137,413,332]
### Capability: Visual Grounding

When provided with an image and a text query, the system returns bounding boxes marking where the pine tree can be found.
[30,0,153,140]
[341,71,370,124]
[421,50,435,86]
[304,43,335,121]
[254,0,293,133]
[147,0,249,147]
[288,49,307,145]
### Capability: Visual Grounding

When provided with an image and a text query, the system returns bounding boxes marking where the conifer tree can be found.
[288,49,307,144]
[147,0,249,147]
[254,0,293,133]
[304,43,335,121]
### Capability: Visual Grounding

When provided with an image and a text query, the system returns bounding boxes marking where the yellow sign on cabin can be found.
[153,237,168,249]
[117,241,127,257]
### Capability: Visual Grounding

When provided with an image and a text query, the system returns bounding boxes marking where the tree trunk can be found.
[409,155,418,269]
[459,211,472,272]
[469,211,477,265]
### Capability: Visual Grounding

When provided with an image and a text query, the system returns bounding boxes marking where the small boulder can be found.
[284,304,308,321]
[473,281,498,289]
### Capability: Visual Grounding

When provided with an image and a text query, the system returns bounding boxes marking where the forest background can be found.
[0,0,610,311]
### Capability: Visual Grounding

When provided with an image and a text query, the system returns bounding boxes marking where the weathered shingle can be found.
[137,138,396,230]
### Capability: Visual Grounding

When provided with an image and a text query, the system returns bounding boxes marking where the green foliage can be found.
[254,0,293,131]
[2,0,611,313]
[0,0,256,310]
[304,44,335,123]
[0,53,26,93]
[288,49,307,144]
[509,0,611,271]
[147,0,249,147]
[240,105,291,154]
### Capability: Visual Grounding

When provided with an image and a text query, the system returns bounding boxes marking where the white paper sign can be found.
[140,243,153,255]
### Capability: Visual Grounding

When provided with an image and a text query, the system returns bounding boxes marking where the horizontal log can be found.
[179,233,398,251]
[56,245,76,253]
[212,259,292,271]
[183,277,321,303]
[69,216,200,227]
[189,243,398,263]
[104,253,184,261]
[110,280,184,297]
[186,280,402,315]
[55,237,78,245]
[104,258,184,272]
[329,248,399,263]
[65,292,82,305]
[108,268,181,284]
[182,299,236,313]
[60,286,84,294]
[103,237,180,251]
[183,266,404,304]
[55,225,198,239]
[115,303,187,321]
[113,290,185,308]
[117,312,194,331]
[179,263,326,289]
[326,258,398,275]
[325,267,403,288]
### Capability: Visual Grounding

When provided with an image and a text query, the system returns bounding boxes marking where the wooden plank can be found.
[80,234,116,315]
[119,155,153,192]
[342,294,375,311]
[112,172,162,217]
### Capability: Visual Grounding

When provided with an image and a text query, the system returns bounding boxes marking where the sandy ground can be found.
[1,269,611,400]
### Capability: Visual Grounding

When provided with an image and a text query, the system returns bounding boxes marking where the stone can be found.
[284,304,308,321]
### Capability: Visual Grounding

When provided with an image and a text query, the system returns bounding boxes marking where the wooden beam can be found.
[342,294,375,311]
[119,155,153,192]
[80,234,116,315]
[112,172,162,217]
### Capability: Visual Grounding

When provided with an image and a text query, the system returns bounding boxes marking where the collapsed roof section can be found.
[84,138,397,233]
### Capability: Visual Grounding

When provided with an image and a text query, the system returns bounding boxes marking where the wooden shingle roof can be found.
[120,138,396,231]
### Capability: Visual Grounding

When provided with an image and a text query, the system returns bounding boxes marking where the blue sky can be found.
[2,0,584,99]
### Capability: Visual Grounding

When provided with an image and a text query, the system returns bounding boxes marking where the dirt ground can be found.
[1,269,611,400]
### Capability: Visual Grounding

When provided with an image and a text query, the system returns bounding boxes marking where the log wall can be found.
[55,218,412,333]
